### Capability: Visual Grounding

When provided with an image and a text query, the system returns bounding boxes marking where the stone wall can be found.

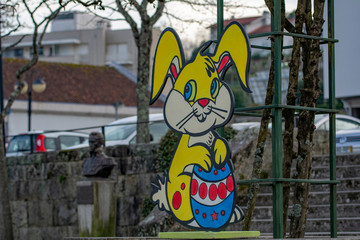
[4,129,331,240]
[6,143,160,240]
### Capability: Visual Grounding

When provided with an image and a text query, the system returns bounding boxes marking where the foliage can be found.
[58,175,67,184]
[230,85,254,109]
[157,130,179,172]
[223,126,237,141]
[141,197,155,218]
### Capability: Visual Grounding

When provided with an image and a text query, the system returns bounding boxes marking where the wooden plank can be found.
[158,231,260,239]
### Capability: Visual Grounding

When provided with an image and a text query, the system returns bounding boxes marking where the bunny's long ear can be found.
[150,28,185,105]
[212,22,251,93]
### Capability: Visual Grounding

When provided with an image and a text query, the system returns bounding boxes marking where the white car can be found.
[6,131,89,157]
[104,113,168,146]
[231,122,260,131]
[231,114,360,132]
[336,129,360,154]
[67,114,169,149]
[314,114,360,131]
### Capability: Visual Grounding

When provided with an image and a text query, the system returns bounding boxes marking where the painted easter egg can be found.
[190,163,235,230]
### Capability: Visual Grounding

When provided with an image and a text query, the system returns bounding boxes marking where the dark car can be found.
[6,131,89,157]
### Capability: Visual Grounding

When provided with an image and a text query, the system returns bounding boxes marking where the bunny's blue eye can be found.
[211,78,219,98]
[184,80,196,102]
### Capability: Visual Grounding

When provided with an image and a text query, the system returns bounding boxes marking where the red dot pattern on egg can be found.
[227,176,234,192]
[218,182,227,199]
[172,191,182,210]
[199,183,207,199]
[191,179,198,195]
[209,184,217,201]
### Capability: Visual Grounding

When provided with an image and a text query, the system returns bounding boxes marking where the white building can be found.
[2,11,163,137]
[323,0,360,118]
[3,11,161,75]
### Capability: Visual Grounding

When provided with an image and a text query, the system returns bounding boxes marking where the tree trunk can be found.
[289,0,325,237]
[242,1,285,231]
[242,56,274,231]
[282,0,306,235]
[0,117,14,240]
[115,0,164,144]
[136,20,152,144]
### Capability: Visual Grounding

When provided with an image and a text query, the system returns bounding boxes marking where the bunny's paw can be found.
[229,205,245,223]
[151,176,170,211]
[214,138,228,165]
[189,145,212,172]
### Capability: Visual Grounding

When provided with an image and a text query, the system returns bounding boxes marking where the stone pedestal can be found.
[77,180,117,237]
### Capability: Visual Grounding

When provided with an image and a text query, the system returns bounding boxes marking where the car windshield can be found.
[105,123,137,141]
[7,135,35,153]
[315,115,360,131]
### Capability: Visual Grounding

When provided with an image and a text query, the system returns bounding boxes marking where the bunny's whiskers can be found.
[177,110,196,129]
[210,106,228,113]
[209,106,227,120]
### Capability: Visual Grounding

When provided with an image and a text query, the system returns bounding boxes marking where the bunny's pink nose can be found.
[198,98,210,108]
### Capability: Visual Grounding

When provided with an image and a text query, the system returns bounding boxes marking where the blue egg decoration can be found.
[190,164,236,230]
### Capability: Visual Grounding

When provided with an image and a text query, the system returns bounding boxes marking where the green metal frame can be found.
[216,0,338,238]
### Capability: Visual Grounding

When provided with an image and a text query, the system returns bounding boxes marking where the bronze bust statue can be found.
[82,132,116,178]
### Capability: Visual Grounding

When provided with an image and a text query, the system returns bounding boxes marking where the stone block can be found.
[28,200,54,227]
[11,201,28,228]
[117,195,141,226]
[18,227,41,240]
[77,180,117,237]
[38,226,79,240]
[53,200,77,226]
[69,162,82,177]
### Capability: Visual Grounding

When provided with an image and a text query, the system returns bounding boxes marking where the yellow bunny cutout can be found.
[150,22,251,231]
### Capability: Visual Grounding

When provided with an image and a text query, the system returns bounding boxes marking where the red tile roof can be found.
[2,58,163,108]
[209,16,260,29]
[249,25,271,35]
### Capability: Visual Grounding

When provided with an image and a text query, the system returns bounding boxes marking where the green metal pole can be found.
[328,0,337,237]
[217,0,224,39]
[216,0,225,137]
[272,0,283,238]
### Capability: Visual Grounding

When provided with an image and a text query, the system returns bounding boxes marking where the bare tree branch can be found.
[265,0,295,33]
[0,35,28,55]
[85,5,126,21]
[168,0,264,9]
[115,0,139,40]
[163,9,204,24]
[75,0,105,10]
[1,15,22,38]
[150,0,165,26]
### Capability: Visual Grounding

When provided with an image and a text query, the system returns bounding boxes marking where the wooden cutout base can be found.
[158,231,260,239]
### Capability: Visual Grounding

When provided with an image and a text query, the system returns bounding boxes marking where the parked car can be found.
[231,122,260,131]
[104,113,168,146]
[336,129,360,154]
[231,114,360,132]
[6,131,89,157]
[67,114,169,149]
[314,114,360,131]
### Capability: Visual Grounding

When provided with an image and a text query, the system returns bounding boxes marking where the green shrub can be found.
[157,130,179,172]
[141,197,155,218]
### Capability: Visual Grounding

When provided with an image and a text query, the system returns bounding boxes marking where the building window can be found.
[13,48,24,57]
[76,44,89,63]
[30,47,44,56]
[106,44,128,63]
[54,44,73,56]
